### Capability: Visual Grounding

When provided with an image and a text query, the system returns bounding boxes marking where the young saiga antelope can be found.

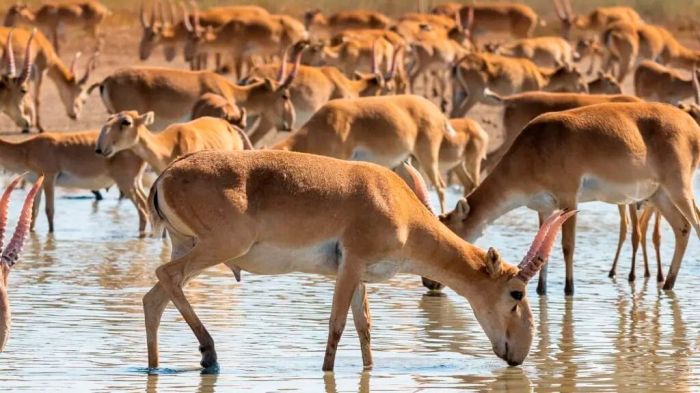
[145,149,574,370]
[95,111,251,174]
[0,175,43,352]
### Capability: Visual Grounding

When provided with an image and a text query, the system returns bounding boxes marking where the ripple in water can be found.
[0,175,698,391]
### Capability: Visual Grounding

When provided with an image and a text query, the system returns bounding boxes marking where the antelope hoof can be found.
[662,276,676,291]
[564,280,574,296]
[421,277,444,291]
[628,273,635,282]
[657,272,664,283]
[536,283,547,296]
[199,345,218,369]
[608,270,616,278]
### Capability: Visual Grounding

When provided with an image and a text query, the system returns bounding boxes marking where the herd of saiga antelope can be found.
[0,0,698,371]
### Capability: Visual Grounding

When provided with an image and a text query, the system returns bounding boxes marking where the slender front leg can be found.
[628,204,640,282]
[609,204,628,278]
[155,245,232,369]
[143,282,170,368]
[652,210,664,283]
[43,174,57,233]
[323,254,362,371]
[351,283,372,369]
[561,207,577,296]
[639,204,653,279]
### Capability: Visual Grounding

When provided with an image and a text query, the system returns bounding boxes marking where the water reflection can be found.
[0,181,699,391]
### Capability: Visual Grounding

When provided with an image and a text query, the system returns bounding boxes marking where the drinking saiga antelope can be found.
[0,175,43,352]
[144,148,574,370]
[441,102,700,294]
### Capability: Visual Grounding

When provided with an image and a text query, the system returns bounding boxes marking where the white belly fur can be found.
[350,147,410,169]
[577,175,659,204]
[235,241,404,282]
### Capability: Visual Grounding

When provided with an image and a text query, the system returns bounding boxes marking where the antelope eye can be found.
[282,92,290,100]
[19,86,28,94]
[510,291,524,301]
[120,119,132,128]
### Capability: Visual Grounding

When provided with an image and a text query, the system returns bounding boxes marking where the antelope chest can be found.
[235,241,404,282]
[577,175,659,204]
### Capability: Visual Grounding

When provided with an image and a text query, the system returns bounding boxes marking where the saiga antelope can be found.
[3,0,109,53]
[303,9,392,39]
[191,93,246,129]
[441,118,489,194]
[0,131,147,235]
[95,111,251,174]
[0,27,97,131]
[441,102,700,294]
[0,28,35,132]
[634,61,700,104]
[89,49,303,131]
[138,1,268,65]
[274,94,452,212]
[0,175,43,352]
[448,3,542,40]
[553,0,642,40]
[450,52,588,117]
[485,36,576,69]
[145,148,574,370]
[243,44,402,144]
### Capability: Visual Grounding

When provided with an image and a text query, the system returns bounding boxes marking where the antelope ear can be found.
[263,77,276,91]
[455,198,470,219]
[139,111,155,126]
[484,247,501,278]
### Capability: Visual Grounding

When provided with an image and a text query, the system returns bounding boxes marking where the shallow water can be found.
[0,174,699,392]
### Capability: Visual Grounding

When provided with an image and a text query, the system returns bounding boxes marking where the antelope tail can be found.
[147,176,166,237]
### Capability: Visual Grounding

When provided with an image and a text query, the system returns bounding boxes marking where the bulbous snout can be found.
[493,341,525,367]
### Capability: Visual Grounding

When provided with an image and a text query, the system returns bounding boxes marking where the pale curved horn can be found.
[4,29,16,77]
[2,175,43,268]
[151,0,159,27]
[562,0,574,20]
[276,48,289,83]
[693,63,700,105]
[517,210,577,282]
[400,160,434,215]
[157,0,167,25]
[385,44,403,80]
[166,0,176,25]
[281,43,306,87]
[70,51,82,76]
[18,28,34,84]
[517,211,562,269]
[180,1,192,32]
[79,52,98,85]
[140,0,149,28]
[552,0,567,22]
[465,5,475,31]
[371,40,379,74]
[0,173,26,253]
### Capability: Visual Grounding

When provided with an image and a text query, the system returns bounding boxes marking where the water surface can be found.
[0,174,699,392]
